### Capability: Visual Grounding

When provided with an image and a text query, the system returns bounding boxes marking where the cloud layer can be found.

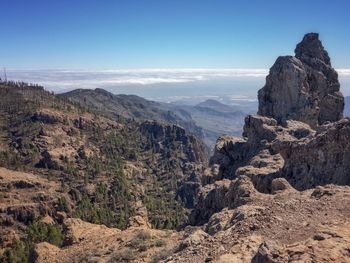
[5,68,269,91]
[4,68,350,103]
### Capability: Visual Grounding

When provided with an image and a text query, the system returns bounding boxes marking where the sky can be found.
[0,0,349,69]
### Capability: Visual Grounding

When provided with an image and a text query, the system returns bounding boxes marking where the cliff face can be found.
[210,33,349,192]
[173,33,350,262]
[140,120,208,164]
[258,33,344,128]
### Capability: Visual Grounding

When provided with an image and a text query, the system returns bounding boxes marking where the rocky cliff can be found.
[174,33,350,262]
[258,33,344,128]
[209,33,349,191]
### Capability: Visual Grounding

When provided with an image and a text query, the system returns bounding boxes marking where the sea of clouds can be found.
[4,68,350,104]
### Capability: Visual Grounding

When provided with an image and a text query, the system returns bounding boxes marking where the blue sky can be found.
[0,0,349,69]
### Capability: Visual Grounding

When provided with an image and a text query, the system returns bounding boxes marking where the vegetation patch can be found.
[1,222,64,263]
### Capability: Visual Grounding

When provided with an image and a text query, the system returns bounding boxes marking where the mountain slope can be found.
[167,101,246,149]
[60,89,249,151]
[0,81,208,261]
[59,88,204,140]
[196,99,241,112]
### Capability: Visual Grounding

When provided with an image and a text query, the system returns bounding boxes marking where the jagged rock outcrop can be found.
[258,33,344,128]
[208,115,314,185]
[281,118,350,189]
[140,120,208,163]
[208,33,348,195]
[187,33,350,233]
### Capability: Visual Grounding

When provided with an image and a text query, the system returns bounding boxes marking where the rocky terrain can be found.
[1,32,350,263]
[0,82,207,262]
[178,32,350,262]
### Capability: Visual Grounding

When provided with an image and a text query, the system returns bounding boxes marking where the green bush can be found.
[26,222,64,247]
[2,240,29,263]
[1,222,64,263]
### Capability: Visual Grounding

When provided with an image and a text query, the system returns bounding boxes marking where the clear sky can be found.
[0,0,349,69]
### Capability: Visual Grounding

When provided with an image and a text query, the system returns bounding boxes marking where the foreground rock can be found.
[171,183,350,262]
[18,177,349,263]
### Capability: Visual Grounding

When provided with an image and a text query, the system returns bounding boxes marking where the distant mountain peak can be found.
[196,99,236,112]
[197,99,225,107]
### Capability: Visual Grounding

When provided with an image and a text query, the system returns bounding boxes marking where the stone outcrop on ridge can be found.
[258,33,344,128]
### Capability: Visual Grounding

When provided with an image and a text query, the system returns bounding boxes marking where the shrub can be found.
[108,249,136,262]
[150,248,174,263]
[1,222,64,263]
[154,238,166,247]
[2,240,29,263]
[25,222,64,247]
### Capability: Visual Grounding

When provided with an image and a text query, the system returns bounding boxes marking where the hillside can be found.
[61,89,248,151]
[0,81,208,261]
[197,99,239,112]
[59,88,205,141]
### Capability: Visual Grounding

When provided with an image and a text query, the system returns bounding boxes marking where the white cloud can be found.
[5,68,269,91]
[4,68,349,94]
[337,69,350,76]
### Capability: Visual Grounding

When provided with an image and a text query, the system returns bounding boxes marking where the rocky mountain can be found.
[2,33,350,263]
[179,32,350,261]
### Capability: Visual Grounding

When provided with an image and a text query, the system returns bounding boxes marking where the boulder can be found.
[271,178,294,194]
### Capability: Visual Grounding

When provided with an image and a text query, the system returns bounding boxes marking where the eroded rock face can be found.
[210,115,313,187]
[187,34,350,231]
[189,179,231,225]
[258,33,344,128]
[281,118,350,190]
[140,120,208,163]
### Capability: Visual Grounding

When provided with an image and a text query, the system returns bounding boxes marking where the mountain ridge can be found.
[60,88,248,151]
